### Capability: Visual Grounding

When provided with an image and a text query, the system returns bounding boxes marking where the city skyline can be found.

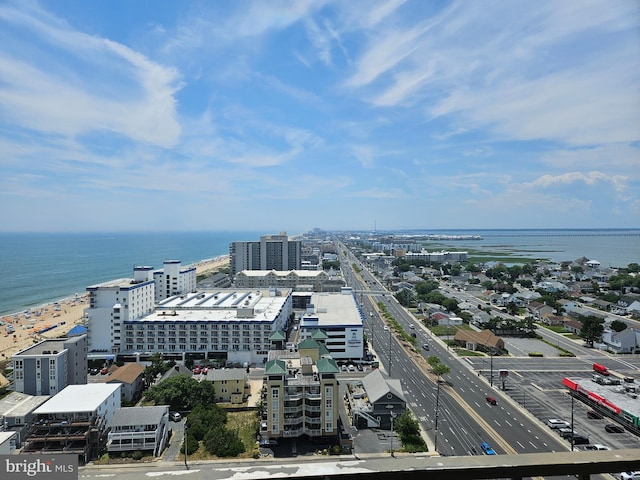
[1,0,638,232]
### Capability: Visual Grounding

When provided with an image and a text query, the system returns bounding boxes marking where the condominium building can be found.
[234,269,330,291]
[12,334,88,396]
[402,250,468,263]
[297,289,364,360]
[262,340,340,441]
[119,288,292,365]
[24,383,121,463]
[230,232,302,276]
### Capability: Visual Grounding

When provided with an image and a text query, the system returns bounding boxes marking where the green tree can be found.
[203,426,245,457]
[415,281,439,296]
[466,263,481,273]
[627,263,640,273]
[579,315,605,347]
[610,320,628,333]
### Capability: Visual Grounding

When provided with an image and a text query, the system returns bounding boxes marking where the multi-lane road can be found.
[335,238,640,463]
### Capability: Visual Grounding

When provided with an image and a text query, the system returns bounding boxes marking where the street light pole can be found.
[390,411,396,457]
[570,392,575,452]
[434,376,441,452]
[490,350,494,388]
[388,326,392,377]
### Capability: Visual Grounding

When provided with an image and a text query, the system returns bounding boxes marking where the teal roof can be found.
[297,338,320,350]
[310,329,328,340]
[264,359,287,375]
[316,357,339,374]
[269,330,287,341]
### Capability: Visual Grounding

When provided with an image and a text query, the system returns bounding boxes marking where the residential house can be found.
[601,328,640,354]
[527,302,555,319]
[107,363,146,404]
[203,368,250,404]
[540,314,568,327]
[106,405,170,457]
[562,318,583,335]
[350,368,406,430]
[431,312,463,327]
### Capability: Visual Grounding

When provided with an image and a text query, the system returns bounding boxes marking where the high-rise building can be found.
[230,232,301,276]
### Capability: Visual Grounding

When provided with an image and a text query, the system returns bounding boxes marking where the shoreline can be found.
[0,255,229,361]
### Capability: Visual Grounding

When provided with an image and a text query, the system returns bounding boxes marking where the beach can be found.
[0,255,229,363]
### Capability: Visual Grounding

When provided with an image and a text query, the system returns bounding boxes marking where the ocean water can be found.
[0,231,266,317]
[0,229,638,317]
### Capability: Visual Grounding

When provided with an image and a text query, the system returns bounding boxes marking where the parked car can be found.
[480,442,496,455]
[486,396,497,405]
[605,423,624,433]
[193,366,201,375]
[100,367,109,375]
[621,472,640,480]
[170,412,182,422]
[259,439,279,448]
[558,427,577,438]
[356,364,364,372]
[587,410,604,419]
[422,344,430,351]
[547,419,570,429]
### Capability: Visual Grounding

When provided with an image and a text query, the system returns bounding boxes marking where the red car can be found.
[100,367,109,375]
[193,366,201,375]
[486,396,497,405]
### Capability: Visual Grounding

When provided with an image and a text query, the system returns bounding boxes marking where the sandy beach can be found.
[0,255,230,363]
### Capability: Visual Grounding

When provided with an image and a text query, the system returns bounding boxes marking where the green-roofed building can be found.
[262,344,340,443]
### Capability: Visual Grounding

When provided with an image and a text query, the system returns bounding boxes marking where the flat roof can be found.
[14,338,68,356]
[139,289,290,323]
[87,278,152,289]
[568,377,640,417]
[0,391,50,417]
[300,292,363,328]
[34,384,121,414]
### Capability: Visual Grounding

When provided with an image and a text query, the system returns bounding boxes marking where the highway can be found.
[334,237,640,478]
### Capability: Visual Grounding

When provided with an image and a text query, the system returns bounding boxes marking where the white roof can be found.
[34,384,121,414]
[300,292,363,328]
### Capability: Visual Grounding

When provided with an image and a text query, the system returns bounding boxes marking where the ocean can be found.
[0,231,267,317]
[0,229,638,317]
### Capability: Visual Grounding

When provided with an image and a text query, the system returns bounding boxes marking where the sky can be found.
[0,0,639,233]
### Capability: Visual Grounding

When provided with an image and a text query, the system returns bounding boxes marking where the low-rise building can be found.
[348,369,406,429]
[24,383,121,464]
[204,368,250,404]
[0,431,17,454]
[106,406,169,457]
[453,329,505,353]
[234,269,330,291]
[0,391,50,447]
[107,363,146,403]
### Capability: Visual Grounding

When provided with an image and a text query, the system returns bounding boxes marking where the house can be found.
[453,330,505,353]
[107,363,146,403]
[106,406,170,457]
[431,312,463,327]
[601,328,640,354]
[352,369,406,430]
[562,318,583,335]
[203,368,250,404]
[527,302,555,319]
[540,314,567,327]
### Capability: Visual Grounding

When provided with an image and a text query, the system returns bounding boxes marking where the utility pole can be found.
[390,411,396,457]
[434,377,441,452]
[183,420,189,470]
[490,350,494,388]
[388,326,392,377]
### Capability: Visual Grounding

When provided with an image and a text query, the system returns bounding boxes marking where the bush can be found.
[132,450,143,461]
[528,352,544,357]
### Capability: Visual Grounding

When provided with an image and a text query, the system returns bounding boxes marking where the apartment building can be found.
[262,340,340,441]
[230,232,302,276]
[24,383,121,463]
[12,334,88,396]
[297,290,364,360]
[234,269,330,291]
[119,288,292,365]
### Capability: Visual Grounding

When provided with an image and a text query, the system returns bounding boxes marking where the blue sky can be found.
[1,0,638,232]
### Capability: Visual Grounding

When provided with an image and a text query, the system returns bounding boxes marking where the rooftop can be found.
[34,384,121,414]
[300,292,363,328]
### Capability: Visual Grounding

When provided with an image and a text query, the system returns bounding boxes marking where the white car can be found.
[621,472,640,480]
[547,418,571,429]
[383,325,389,331]
[583,444,610,451]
